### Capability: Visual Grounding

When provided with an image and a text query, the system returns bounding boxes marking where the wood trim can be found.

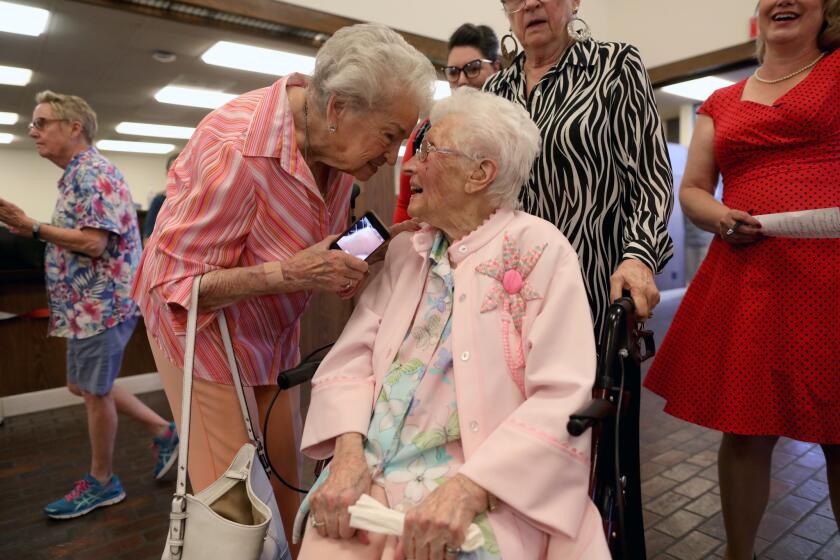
[649,41,758,87]
[69,0,449,65]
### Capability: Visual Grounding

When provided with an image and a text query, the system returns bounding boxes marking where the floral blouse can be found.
[45,147,141,339]
[297,233,501,558]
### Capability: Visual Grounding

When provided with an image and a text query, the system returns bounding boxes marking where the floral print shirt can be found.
[45,147,141,339]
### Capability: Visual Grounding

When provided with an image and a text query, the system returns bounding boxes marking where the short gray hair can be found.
[430,88,540,209]
[310,23,436,115]
[35,90,97,143]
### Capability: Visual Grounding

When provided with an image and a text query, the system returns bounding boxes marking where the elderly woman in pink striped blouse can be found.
[131,23,435,551]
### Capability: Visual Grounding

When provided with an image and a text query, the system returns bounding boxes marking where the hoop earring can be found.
[500,31,519,68]
[567,12,592,42]
[328,124,337,134]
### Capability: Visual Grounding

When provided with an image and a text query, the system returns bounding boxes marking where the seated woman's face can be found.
[403,116,472,226]
[329,99,419,181]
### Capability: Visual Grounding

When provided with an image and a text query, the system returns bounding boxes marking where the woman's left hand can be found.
[399,474,488,560]
[609,258,659,319]
[365,219,423,265]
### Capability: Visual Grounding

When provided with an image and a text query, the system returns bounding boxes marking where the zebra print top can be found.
[484,39,674,339]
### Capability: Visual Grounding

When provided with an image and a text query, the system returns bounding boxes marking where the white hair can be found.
[310,23,436,115]
[430,88,541,209]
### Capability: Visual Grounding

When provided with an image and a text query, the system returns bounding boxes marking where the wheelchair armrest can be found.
[277,360,322,390]
[566,398,614,437]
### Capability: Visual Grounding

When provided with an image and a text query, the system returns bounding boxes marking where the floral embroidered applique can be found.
[476,234,547,394]
[476,234,546,334]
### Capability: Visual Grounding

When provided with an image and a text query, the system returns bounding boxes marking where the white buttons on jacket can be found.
[460,351,470,361]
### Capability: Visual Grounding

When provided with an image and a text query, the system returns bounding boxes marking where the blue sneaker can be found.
[153,421,179,480]
[44,474,126,519]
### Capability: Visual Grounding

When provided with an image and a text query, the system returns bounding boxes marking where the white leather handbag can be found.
[162,276,291,560]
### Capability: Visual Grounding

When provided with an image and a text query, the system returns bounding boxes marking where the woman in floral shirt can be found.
[294,89,609,559]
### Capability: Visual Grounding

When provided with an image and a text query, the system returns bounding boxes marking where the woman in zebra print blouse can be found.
[485,0,674,340]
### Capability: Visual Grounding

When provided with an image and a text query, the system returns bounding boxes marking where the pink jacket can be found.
[301,209,609,559]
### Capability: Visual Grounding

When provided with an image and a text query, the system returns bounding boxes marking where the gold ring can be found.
[310,516,325,528]
[444,545,460,556]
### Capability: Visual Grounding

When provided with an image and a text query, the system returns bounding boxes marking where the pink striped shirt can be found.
[132,74,353,386]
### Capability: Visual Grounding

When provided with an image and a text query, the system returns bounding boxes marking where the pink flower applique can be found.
[475,234,547,394]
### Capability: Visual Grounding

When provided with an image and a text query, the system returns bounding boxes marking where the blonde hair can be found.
[35,90,97,143]
[756,0,840,61]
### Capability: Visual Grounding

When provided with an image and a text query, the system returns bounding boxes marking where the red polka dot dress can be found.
[644,50,840,444]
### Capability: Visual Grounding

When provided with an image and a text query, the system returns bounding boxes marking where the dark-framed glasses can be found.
[28,118,67,131]
[501,0,556,15]
[417,139,475,163]
[443,59,494,82]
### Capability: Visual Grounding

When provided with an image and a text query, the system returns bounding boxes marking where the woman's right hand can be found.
[717,208,763,245]
[308,433,372,540]
[280,235,368,293]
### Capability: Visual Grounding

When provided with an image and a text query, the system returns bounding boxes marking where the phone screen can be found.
[335,216,387,260]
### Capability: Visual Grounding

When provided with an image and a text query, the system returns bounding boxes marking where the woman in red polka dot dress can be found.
[644,1,840,558]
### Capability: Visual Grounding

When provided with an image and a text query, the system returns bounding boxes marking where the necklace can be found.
[753,52,825,84]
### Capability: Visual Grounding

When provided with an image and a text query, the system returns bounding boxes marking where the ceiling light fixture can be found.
[116,121,195,140]
[96,140,175,154]
[0,111,18,125]
[201,41,316,76]
[434,81,451,100]
[154,85,237,110]
[0,133,13,144]
[0,1,50,37]
[661,76,735,102]
[0,64,32,86]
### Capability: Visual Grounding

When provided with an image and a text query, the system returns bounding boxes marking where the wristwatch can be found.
[32,221,44,242]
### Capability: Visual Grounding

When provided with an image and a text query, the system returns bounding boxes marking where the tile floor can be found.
[0,290,836,559]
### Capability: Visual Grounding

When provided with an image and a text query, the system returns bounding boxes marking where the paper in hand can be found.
[754,207,840,238]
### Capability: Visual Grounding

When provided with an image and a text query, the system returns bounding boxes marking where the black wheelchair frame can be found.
[271,297,655,558]
[567,297,655,559]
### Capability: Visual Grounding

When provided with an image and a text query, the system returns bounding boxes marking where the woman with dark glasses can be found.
[393,24,500,223]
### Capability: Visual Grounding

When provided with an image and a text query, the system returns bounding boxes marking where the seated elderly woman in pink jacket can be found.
[294,88,609,560]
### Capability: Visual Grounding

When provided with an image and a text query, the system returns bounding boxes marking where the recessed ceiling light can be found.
[0,1,50,37]
[661,76,734,102]
[0,111,18,125]
[202,41,316,76]
[96,140,175,154]
[155,85,237,110]
[0,133,13,144]
[0,64,32,86]
[116,122,195,140]
[434,81,451,100]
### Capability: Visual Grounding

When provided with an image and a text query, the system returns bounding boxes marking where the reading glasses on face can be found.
[501,0,557,15]
[28,118,67,131]
[417,140,475,163]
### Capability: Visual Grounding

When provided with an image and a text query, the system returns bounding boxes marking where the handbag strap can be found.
[173,276,271,502]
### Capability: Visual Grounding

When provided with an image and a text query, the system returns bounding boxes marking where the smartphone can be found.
[329,210,391,261]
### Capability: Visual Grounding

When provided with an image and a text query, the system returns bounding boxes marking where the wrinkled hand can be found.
[308,436,372,541]
[0,198,34,237]
[610,259,659,320]
[717,208,762,245]
[282,235,368,294]
[365,218,422,265]
[398,475,487,560]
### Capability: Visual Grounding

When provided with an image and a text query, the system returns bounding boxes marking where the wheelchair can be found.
[274,296,654,559]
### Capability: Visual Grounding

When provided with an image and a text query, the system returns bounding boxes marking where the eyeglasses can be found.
[443,59,494,83]
[28,118,67,131]
[417,139,475,163]
[500,0,556,15]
